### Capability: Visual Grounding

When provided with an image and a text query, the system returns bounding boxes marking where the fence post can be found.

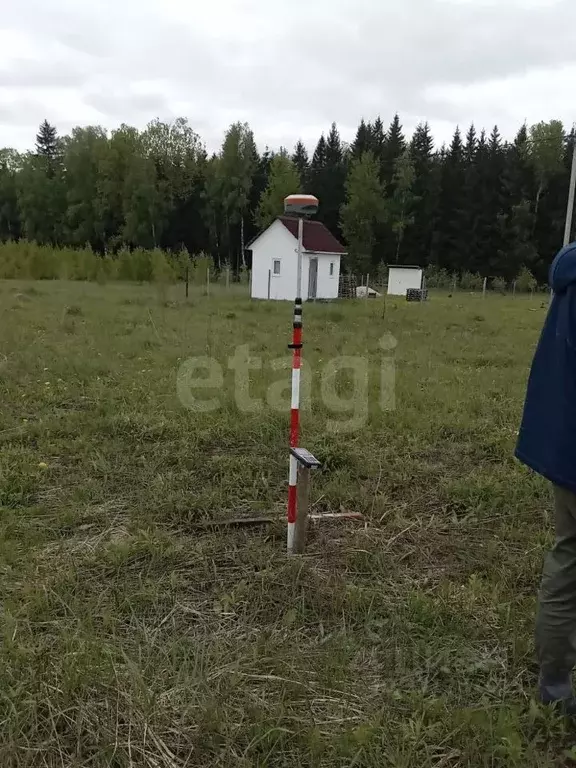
[452,277,457,294]
[512,280,516,298]
[482,277,487,298]
[365,273,370,300]
[226,266,230,290]
[185,265,189,299]
[267,269,271,300]
[207,267,210,298]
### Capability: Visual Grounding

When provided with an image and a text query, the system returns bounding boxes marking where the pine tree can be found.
[351,120,372,159]
[17,152,66,245]
[370,117,386,165]
[403,122,436,264]
[437,127,467,272]
[503,124,534,206]
[309,134,326,189]
[35,120,61,183]
[461,124,480,270]
[463,124,477,163]
[377,115,407,260]
[18,121,66,243]
[323,123,347,236]
[292,140,309,190]
[310,125,346,237]
[35,120,58,160]
[482,126,507,273]
[381,114,406,186]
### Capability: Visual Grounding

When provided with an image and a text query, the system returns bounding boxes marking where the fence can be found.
[338,270,547,299]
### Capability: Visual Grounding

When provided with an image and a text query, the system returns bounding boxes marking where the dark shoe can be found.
[540,677,576,715]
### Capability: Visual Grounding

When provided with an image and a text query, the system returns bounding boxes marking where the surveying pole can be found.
[284,194,320,553]
[564,128,576,248]
[549,126,576,306]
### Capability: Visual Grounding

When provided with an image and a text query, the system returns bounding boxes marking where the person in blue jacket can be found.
[516,243,576,713]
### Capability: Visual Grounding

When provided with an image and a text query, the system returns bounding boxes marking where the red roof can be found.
[278,216,346,254]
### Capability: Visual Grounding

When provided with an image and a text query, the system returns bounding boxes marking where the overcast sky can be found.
[1,0,574,154]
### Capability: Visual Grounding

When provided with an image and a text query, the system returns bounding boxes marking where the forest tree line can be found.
[0,115,573,283]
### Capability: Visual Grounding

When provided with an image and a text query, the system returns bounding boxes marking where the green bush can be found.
[491,276,507,294]
[424,267,454,289]
[515,266,537,292]
[0,241,195,284]
[190,253,213,287]
[460,271,484,291]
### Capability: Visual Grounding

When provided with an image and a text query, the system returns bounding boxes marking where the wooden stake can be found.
[365,273,370,300]
[192,510,365,530]
[292,465,311,554]
[226,266,230,290]
[185,265,189,298]
[482,277,487,298]
[195,516,275,529]
[207,267,210,298]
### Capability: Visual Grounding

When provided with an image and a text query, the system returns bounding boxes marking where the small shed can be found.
[387,265,423,296]
[247,216,347,301]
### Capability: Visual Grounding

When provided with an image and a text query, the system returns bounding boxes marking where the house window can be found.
[273,259,281,276]
[329,262,335,277]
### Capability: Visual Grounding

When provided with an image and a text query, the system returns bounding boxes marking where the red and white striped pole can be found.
[287,217,304,552]
[284,195,318,553]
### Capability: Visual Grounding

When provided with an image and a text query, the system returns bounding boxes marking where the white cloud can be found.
[0,0,574,153]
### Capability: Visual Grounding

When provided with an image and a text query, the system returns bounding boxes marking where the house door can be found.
[308,258,318,299]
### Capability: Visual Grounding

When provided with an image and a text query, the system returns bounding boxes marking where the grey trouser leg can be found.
[536,484,576,686]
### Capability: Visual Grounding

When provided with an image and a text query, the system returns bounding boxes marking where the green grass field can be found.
[0,280,572,766]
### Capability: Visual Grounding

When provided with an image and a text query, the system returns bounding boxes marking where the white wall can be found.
[387,267,422,296]
[250,221,342,300]
[314,254,341,299]
[251,220,301,300]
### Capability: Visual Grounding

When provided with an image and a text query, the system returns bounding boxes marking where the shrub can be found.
[191,254,213,287]
[460,271,484,291]
[491,276,507,294]
[425,266,453,289]
[515,266,537,293]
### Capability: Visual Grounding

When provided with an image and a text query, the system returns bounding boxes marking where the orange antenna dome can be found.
[284,194,319,217]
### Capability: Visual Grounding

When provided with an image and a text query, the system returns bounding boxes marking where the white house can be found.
[387,265,423,296]
[248,216,346,301]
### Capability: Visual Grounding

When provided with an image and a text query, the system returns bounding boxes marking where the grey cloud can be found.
[0,98,47,125]
[1,0,575,151]
[85,87,174,120]
[0,63,86,90]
